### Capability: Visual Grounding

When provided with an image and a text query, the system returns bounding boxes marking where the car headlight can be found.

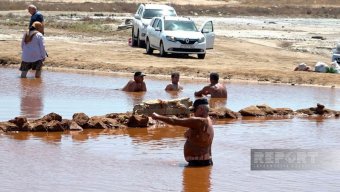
[198,36,205,43]
[166,36,176,42]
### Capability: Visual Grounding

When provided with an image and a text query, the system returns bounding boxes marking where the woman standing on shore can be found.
[20,21,46,78]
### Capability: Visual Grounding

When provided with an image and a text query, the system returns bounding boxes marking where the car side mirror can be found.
[134,14,141,20]
[155,27,162,31]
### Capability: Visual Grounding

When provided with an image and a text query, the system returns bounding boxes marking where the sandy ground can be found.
[1,10,340,87]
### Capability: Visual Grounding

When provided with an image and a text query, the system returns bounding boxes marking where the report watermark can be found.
[251,149,340,170]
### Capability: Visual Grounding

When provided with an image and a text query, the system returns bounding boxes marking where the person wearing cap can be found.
[194,72,227,98]
[28,4,44,35]
[122,71,147,92]
[165,72,183,91]
[152,98,214,166]
[20,21,46,78]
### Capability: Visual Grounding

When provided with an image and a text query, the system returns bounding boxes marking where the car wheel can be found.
[198,54,206,59]
[146,38,153,54]
[159,42,167,57]
[131,28,137,47]
[137,31,145,48]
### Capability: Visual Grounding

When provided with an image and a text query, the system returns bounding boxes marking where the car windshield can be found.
[142,9,176,19]
[164,20,198,31]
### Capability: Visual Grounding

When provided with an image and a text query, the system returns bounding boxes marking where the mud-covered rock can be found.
[72,112,89,126]
[273,108,294,115]
[30,120,48,132]
[133,98,191,116]
[69,121,83,131]
[296,108,314,115]
[46,120,65,132]
[60,119,72,130]
[256,104,275,115]
[42,112,62,122]
[296,104,339,117]
[0,122,18,132]
[86,116,108,129]
[106,113,129,124]
[209,108,239,119]
[127,115,149,127]
[8,116,28,128]
[239,105,266,116]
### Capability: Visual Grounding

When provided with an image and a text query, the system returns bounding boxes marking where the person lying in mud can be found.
[194,72,227,98]
[152,98,214,166]
[122,71,147,92]
[165,72,183,91]
[20,21,46,78]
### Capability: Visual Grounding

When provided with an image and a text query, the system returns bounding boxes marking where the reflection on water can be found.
[182,166,212,192]
[1,118,340,191]
[209,98,227,109]
[20,78,44,119]
[123,91,146,108]
[1,68,340,191]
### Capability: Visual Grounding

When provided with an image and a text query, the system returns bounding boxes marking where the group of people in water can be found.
[19,4,229,167]
[122,70,227,166]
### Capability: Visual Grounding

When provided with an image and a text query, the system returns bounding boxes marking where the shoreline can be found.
[2,65,338,90]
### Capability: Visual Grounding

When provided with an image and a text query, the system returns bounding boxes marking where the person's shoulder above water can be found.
[194,72,227,98]
[122,71,147,92]
[165,72,183,91]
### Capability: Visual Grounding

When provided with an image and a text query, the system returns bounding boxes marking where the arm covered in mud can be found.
[151,112,205,129]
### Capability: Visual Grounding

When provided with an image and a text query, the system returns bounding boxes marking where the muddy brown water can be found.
[1,67,340,191]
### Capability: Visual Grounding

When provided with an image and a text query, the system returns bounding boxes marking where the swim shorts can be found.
[188,159,213,167]
[20,60,43,71]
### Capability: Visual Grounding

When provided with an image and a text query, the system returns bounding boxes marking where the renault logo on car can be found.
[185,38,190,44]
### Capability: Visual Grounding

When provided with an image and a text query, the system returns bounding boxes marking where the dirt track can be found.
[1,10,340,87]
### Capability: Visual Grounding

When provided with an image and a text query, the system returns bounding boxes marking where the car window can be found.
[203,21,213,32]
[152,19,159,28]
[142,9,176,19]
[164,20,198,31]
[157,20,163,30]
[138,7,143,15]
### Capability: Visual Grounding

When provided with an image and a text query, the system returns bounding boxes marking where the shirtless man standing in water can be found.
[165,72,183,91]
[122,71,147,92]
[152,98,214,166]
[194,72,227,98]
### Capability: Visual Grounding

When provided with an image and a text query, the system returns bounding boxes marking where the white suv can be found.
[131,4,177,47]
[145,16,215,59]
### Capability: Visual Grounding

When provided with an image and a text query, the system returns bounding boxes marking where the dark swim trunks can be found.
[188,159,213,167]
[20,60,43,71]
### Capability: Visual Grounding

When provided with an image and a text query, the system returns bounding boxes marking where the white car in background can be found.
[145,16,215,59]
[131,4,177,47]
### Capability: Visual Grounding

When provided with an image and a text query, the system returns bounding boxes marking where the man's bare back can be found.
[194,73,227,98]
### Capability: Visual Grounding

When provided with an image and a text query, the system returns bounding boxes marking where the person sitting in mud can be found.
[152,98,214,166]
[20,21,46,78]
[294,63,312,72]
[122,71,147,92]
[165,72,183,91]
[194,72,227,98]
